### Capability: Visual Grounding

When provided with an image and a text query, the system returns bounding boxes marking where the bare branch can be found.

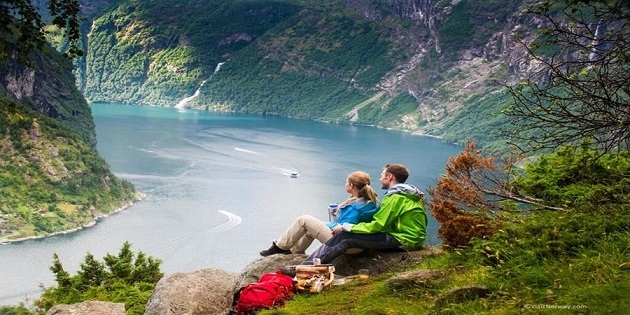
[503,0,630,153]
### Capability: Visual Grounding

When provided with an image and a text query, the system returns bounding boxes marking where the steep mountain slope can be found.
[82,0,302,106]
[1,45,97,147]
[79,0,540,150]
[0,44,138,242]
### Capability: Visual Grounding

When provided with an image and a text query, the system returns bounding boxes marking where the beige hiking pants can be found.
[275,215,333,254]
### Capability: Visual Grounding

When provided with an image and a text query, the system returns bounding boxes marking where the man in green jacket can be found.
[302,164,427,265]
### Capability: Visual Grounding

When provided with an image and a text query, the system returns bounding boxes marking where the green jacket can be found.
[346,184,427,250]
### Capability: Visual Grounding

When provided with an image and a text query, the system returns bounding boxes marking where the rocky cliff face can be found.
[0,48,97,146]
[368,0,545,143]
[384,0,444,48]
[0,43,138,242]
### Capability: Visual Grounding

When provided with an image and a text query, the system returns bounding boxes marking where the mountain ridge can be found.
[77,0,540,150]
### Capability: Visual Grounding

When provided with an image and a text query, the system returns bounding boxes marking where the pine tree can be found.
[76,253,105,289]
[49,253,72,289]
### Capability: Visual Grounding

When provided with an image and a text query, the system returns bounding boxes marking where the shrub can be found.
[35,242,163,315]
[428,142,503,248]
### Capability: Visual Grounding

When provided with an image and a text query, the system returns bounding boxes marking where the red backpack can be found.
[235,269,295,314]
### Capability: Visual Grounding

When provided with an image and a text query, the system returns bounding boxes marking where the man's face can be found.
[379,169,391,189]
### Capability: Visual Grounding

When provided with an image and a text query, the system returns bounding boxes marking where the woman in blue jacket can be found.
[260,171,379,256]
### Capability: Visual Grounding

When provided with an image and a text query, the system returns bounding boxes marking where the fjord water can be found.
[0,103,460,305]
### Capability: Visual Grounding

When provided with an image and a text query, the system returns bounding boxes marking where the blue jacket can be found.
[326,198,378,229]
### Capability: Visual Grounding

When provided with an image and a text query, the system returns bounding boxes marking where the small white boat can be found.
[290,170,299,178]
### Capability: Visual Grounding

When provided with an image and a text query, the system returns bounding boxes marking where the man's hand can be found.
[331,225,343,234]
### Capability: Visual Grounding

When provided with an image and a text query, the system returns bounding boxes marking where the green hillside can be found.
[0,7,138,242]
[79,0,533,150]
[82,0,302,106]
[0,100,138,242]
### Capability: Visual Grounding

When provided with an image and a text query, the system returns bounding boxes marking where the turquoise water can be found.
[0,103,461,305]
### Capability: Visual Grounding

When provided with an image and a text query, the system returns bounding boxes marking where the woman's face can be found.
[345,178,354,194]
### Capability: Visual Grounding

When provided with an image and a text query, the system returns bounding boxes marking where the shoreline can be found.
[162,103,448,142]
[0,191,146,245]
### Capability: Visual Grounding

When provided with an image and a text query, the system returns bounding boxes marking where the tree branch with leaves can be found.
[428,142,505,249]
[0,0,82,65]
[428,142,569,249]
[428,140,629,249]
[503,0,630,153]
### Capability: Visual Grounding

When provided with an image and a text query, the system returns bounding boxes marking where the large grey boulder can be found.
[144,267,238,315]
[46,301,125,315]
[329,246,443,276]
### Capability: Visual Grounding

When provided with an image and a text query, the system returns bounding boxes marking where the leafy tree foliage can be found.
[504,0,630,153]
[76,253,106,290]
[428,142,503,248]
[50,253,72,289]
[0,0,82,65]
[511,141,630,209]
[35,242,163,315]
[428,139,629,248]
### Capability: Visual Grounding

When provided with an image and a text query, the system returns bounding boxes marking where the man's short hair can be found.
[384,164,409,183]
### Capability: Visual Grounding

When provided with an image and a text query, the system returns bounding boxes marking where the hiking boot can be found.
[259,242,291,256]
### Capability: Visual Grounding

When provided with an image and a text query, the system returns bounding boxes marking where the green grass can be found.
[260,209,630,314]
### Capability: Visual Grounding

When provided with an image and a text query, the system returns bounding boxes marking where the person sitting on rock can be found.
[259,171,379,256]
[301,164,427,264]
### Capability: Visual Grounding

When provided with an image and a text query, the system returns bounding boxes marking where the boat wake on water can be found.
[234,147,300,177]
[278,167,299,178]
[160,210,242,259]
[234,147,262,155]
[214,210,243,232]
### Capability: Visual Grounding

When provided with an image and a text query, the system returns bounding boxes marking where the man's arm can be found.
[342,195,402,234]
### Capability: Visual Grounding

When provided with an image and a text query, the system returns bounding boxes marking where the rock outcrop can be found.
[236,254,308,288]
[42,247,442,315]
[325,246,443,276]
[46,301,125,315]
[144,268,238,315]
[143,246,442,315]
[0,46,97,146]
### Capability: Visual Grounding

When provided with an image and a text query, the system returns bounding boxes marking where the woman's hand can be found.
[331,225,343,235]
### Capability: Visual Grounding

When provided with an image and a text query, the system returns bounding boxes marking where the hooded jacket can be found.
[342,183,427,250]
[325,198,378,229]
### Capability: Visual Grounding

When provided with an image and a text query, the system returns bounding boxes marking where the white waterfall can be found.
[174,81,204,109]
[214,62,225,73]
[174,62,225,109]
